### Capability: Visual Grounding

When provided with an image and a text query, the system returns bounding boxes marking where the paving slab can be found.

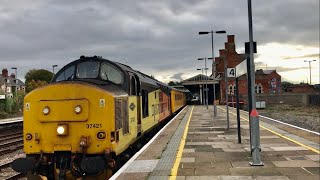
[305,155,320,161]
[219,176,254,180]
[277,167,313,175]
[270,146,309,151]
[186,176,219,180]
[272,160,320,167]
[194,167,230,176]
[254,176,290,180]
[125,160,159,173]
[229,167,283,176]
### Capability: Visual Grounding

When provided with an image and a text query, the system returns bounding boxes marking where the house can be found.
[0,68,26,98]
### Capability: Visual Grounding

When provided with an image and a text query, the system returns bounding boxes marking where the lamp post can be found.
[52,65,58,74]
[199,30,226,117]
[304,60,316,85]
[11,67,17,78]
[198,58,212,109]
[197,68,204,105]
[11,67,17,85]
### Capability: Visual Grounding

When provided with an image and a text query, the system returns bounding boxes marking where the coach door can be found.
[130,74,142,135]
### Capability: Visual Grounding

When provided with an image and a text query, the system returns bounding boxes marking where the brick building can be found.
[285,83,317,93]
[215,35,281,104]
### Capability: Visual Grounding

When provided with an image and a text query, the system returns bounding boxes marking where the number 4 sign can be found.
[227,68,236,77]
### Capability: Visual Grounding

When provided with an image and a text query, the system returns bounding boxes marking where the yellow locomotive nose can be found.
[23,82,114,154]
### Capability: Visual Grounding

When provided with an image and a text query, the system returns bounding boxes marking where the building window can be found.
[6,87,10,93]
[228,84,236,95]
[255,83,263,94]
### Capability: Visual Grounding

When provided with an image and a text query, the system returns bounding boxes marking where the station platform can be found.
[113,105,320,180]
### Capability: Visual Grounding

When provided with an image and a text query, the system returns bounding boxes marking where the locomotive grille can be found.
[115,97,129,135]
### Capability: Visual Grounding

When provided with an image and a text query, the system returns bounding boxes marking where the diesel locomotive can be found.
[12,56,186,179]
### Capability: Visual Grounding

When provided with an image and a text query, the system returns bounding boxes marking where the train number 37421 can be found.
[86,124,102,128]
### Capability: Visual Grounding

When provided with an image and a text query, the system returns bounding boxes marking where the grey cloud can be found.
[282,53,320,60]
[0,0,318,82]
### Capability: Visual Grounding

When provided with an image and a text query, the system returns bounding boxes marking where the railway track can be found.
[0,119,25,180]
[0,161,24,180]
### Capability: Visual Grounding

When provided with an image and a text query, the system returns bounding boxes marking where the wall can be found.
[239,92,320,106]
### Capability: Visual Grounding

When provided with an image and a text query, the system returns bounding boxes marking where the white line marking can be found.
[109,106,188,180]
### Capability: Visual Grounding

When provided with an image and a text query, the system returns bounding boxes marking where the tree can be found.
[25,69,53,84]
[26,80,48,92]
[25,69,53,92]
[168,81,176,86]
[168,81,182,86]
[281,81,294,92]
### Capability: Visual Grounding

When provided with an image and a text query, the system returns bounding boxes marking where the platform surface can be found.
[115,105,320,180]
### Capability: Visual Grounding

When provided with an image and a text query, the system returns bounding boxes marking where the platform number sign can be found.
[227,68,236,78]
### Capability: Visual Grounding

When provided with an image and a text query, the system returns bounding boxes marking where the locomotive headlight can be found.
[57,124,68,136]
[74,105,82,114]
[43,106,50,115]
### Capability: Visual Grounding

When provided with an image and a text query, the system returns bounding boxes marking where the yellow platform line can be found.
[224,108,320,154]
[169,105,194,180]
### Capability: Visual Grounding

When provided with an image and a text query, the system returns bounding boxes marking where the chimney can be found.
[2,69,8,77]
[219,49,226,57]
[10,73,16,78]
[227,35,234,43]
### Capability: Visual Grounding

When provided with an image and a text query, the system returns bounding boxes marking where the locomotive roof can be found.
[76,56,173,92]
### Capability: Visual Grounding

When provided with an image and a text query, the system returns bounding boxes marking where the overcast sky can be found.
[0,0,319,84]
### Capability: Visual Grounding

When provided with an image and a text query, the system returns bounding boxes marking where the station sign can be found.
[236,59,247,78]
[0,95,5,99]
[227,68,236,78]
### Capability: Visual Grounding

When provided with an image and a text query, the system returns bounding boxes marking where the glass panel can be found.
[55,65,75,82]
[100,63,123,84]
[77,61,100,79]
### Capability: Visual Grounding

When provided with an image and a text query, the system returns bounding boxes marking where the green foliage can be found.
[168,81,182,86]
[0,89,25,118]
[26,79,48,92]
[25,69,53,92]
[11,91,25,113]
[25,69,53,84]
[281,81,294,91]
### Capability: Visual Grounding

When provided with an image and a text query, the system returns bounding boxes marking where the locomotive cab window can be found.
[77,61,100,79]
[55,65,75,82]
[100,63,123,84]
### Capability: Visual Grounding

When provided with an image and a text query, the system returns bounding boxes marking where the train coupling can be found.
[81,157,106,175]
[11,157,35,173]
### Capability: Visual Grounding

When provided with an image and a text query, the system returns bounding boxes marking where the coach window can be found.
[142,90,149,117]
[130,75,137,95]
[55,65,75,82]
[100,63,123,84]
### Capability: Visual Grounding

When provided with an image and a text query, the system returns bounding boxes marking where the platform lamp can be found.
[11,67,17,78]
[11,67,17,84]
[199,30,226,117]
[197,68,204,105]
[304,60,316,85]
[198,58,212,109]
[52,65,58,74]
